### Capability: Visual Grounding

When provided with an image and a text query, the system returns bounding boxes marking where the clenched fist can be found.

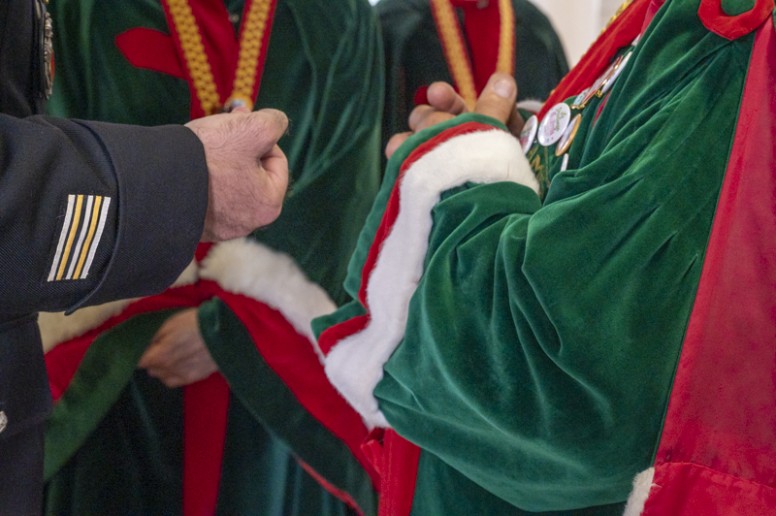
[186,109,290,242]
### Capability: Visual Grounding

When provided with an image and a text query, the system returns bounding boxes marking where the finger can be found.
[385,132,412,159]
[260,144,288,173]
[408,105,434,132]
[146,368,184,388]
[138,336,165,368]
[147,310,192,345]
[242,108,290,155]
[473,73,518,125]
[408,105,454,133]
[139,334,187,369]
[506,108,526,137]
[138,340,169,369]
[426,81,467,115]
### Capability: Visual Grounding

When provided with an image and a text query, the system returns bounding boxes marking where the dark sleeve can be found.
[0,0,47,117]
[0,114,208,315]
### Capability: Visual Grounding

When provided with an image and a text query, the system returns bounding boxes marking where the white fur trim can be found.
[39,260,199,353]
[517,99,544,114]
[325,128,538,429]
[623,468,656,516]
[199,238,336,357]
[39,299,133,353]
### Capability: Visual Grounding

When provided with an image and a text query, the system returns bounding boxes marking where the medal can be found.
[573,88,591,107]
[599,51,632,96]
[560,153,570,173]
[538,103,571,147]
[555,114,582,157]
[571,47,634,110]
[519,115,538,154]
[34,0,55,99]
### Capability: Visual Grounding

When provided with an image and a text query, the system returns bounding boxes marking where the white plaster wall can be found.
[531,0,602,65]
[531,0,625,66]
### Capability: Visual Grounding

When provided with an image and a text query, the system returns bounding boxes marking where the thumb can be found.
[241,108,289,156]
[474,73,518,125]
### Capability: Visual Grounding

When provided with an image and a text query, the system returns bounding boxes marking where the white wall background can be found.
[531,0,623,65]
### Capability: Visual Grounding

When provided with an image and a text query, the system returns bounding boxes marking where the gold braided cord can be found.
[165,0,272,115]
[431,0,478,109]
[229,0,272,107]
[165,0,220,115]
[496,0,515,75]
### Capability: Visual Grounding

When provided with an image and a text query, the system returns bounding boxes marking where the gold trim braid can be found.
[496,0,515,76]
[431,0,478,109]
[229,0,272,109]
[164,0,272,115]
[166,0,220,115]
[431,0,516,110]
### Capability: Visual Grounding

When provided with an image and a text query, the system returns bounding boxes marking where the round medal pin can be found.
[538,103,571,147]
[520,115,539,153]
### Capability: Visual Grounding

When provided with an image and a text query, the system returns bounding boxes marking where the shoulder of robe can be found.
[697,0,774,40]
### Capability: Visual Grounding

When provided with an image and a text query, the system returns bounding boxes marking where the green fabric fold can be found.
[44,310,177,481]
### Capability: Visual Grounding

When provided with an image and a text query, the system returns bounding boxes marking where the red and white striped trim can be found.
[324,126,538,429]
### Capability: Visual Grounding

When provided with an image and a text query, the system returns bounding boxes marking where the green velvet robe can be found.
[41,0,382,514]
[311,0,765,512]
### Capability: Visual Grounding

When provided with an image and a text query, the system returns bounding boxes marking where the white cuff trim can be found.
[325,128,536,428]
[199,238,336,356]
[624,467,655,516]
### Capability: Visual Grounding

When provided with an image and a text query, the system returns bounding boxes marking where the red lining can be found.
[538,0,654,119]
[214,286,379,486]
[460,1,507,93]
[115,28,185,79]
[298,459,366,516]
[645,16,776,512]
[183,374,230,516]
[44,285,209,401]
[378,430,422,516]
[698,0,774,40]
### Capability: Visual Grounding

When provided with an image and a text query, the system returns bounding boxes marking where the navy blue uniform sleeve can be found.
[0,114,208,314]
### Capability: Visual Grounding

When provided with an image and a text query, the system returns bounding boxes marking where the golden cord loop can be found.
[431,0,515,110]
[164,0,272,115]
[431,0,478,109]
[229,0,272,109]
[496,0,515,76]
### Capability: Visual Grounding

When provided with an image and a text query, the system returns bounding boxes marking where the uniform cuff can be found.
[68,122,208,311]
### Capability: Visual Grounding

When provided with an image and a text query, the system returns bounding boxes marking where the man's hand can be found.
[138,309,218,388]
[186,109,290,242]
[385,73,525,159]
